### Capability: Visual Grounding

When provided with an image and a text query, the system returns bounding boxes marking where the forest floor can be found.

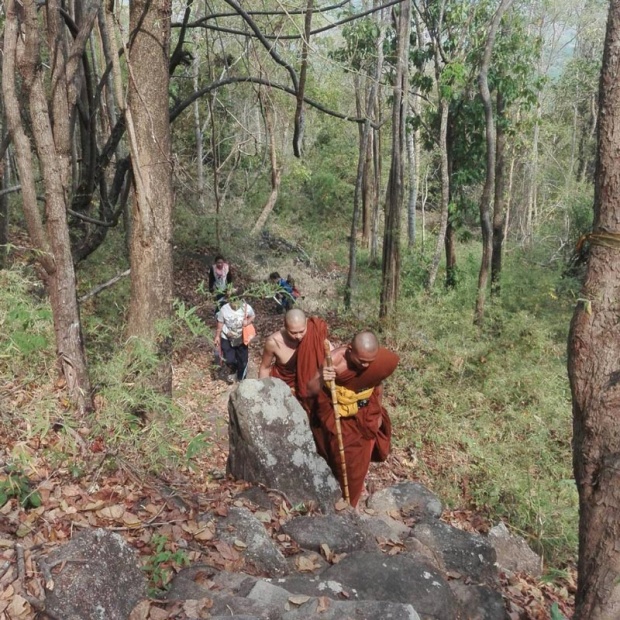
[0,247,576,619]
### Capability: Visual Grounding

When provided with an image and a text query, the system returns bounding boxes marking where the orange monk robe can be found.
[311,348,399,507]
[269,318,327,396]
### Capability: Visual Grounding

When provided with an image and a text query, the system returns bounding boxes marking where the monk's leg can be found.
[325,419,371,507]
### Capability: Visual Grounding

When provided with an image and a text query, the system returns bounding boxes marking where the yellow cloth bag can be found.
[335,385,374,417]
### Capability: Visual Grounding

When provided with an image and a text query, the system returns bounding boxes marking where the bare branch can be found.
[170,76,377,128]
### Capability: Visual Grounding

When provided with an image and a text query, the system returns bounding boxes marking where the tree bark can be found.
[2,0,93,415]
[491,91,508,296]
[379,0,410,319]
[251,92,282,235]
[474,0,514,324]
[569,2,620,618]
[427,100,450,290]
[126,0,175,395]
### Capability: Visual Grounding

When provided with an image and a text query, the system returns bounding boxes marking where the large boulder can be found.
[227,379,341,512]
[43,529,146,620]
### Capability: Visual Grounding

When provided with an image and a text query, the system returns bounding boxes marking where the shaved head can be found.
[285,308,306,328]
[352,331,379,355]
[283,308,307,343]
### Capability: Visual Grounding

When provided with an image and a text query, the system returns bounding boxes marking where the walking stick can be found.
[324,340,350,504]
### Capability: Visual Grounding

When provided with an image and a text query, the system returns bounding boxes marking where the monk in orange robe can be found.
[259,309,328,409]
[314,331,399,507]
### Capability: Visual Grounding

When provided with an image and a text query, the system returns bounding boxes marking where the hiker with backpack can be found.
[269,272,300,313]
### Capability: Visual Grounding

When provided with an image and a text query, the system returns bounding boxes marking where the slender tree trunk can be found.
[252,92,282,235]
[370,126,381,265]
[406,123,418,248]
[126,0,175,395]
[345,119,371,308]
[347,6,385,306]
[193,38,206,210]
[445,220,457,288]
[474,0,514,324]
[427,101,450,290]
[380,0,410,319]
[569,3,620,618]
[526,100,541,242]
[491,91,508,296]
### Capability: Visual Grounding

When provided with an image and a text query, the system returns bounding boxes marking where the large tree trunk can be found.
[379,0,410,319]
[568,2,620,618]
[2,0,94,415]
[126,0,175,395]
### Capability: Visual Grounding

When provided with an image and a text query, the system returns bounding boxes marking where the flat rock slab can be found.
[411,520,498,586]
[43,529,146,620]
[359,512,412,542]
[488,522,542,577]
[321,551,458,620]
[215,507,289,576]
[449,582,509,620]
[281,512,378,554]
[367,482,443,519]
[281,599,421,619]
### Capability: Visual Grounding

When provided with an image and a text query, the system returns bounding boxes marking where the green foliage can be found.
[550,603,568,620]
[0,267,54,379]
[386,246,577,567]
[89,339,189,471]
[173,299,211,340]
[142,534,190,594]
[0,465,42,509]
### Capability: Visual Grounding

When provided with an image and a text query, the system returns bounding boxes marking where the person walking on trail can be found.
[258,309,328,410]
[315,331,399,507]
[214,295,256,383]
[269,272,299,313]
[208,255,233,310]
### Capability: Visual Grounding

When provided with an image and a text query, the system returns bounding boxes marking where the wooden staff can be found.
[324,340,350,504]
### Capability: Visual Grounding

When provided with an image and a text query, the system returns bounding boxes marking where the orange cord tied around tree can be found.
[323,340,350,505]
[576,230,620,252]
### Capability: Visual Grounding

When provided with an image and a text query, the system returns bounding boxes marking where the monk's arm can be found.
[258,338,277,378]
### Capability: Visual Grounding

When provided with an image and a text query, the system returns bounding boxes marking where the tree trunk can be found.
[406,122,418,248]
[345,119,371,309]
[2,0,93,415]
[251,92,282,235]
[379,0,410,319]
[193,37,206,210]
[569,3,620,618]
[525,100,541,242]
[126,0,175,395]
[491,91,508,296]
[474,0,514,325]
[427,100,450,290]
[445,220,457,288]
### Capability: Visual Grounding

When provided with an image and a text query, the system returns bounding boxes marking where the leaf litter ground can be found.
[0,250,575,619]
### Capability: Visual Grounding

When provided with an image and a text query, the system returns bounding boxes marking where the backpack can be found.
[286,275,301,299]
